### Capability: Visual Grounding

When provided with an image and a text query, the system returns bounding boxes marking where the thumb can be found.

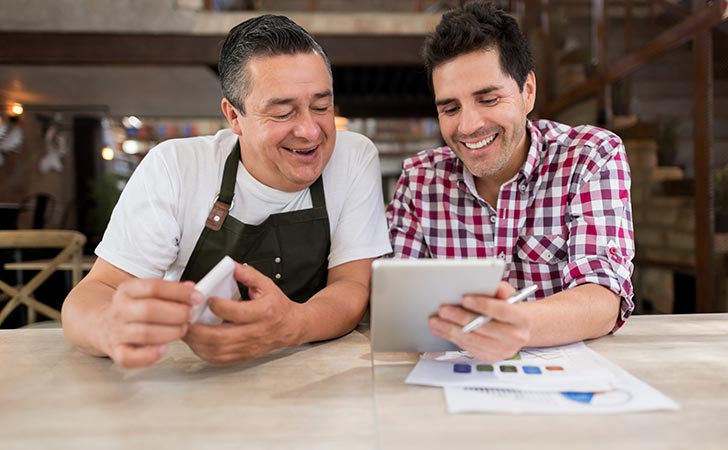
[233,263,274,297]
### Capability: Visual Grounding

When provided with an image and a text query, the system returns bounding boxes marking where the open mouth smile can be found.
[462,133,498,150]
[284,144,319,156]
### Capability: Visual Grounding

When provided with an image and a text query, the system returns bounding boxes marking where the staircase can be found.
[542,1,728,313]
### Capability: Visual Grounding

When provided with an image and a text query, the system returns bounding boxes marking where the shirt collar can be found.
[520,120,544,182]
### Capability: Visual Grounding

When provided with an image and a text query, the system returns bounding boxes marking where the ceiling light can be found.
[9,102,23,117]
[101,146,115,161]
[122,140,140,154]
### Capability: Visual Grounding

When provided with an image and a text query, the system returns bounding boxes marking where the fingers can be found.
[118,278,200,306]
[233,263,274,297]
[207,295,274,324]
[439,299,531,343]
[461,295,523,325]
[494,281,516,299]
[124,298,194,325]
[430,291,532,362]
[102,279,200,368]
[183,323,269,364]
[117,323,188,346]
[110,344,169,369]
[209,269,290,324]
[429,315,524,362]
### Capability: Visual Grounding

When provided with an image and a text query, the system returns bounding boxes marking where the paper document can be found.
[406,342,614,392]
[406,342,679,414]
[443,348,679,414]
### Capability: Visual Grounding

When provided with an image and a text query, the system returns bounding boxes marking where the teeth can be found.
[290,146,317,153]
[464,134,496,150]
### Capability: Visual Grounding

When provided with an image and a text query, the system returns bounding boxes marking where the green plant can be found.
[87,173,126,236]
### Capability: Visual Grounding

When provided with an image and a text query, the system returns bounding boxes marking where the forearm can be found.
[522,283,620,347]
[292,278,369,345]
[61,279,114,357]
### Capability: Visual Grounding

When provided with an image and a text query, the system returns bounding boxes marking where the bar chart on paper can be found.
[406,342,615,392]
[404,342,679,414]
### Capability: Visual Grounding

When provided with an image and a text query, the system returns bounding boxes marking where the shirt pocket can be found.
[516,234,568,265]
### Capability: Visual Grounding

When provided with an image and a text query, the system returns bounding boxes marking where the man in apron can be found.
[62,15,392,368]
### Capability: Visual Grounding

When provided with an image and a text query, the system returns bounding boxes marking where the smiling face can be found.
[432,49,536,193]
[221,52,336,192]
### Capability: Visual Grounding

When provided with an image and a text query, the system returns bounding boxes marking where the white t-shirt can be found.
[96,128,392,281]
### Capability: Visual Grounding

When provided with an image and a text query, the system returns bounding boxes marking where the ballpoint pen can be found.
[461,284,538,333]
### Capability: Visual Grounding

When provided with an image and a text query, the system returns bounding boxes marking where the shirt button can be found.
[274,257,281,263]
[275,273,281,280]
[490,216,496,223]
[519,184,527,192]
[498,252,506,260]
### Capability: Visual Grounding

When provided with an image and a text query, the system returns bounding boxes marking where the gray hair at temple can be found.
[218,14,332,114]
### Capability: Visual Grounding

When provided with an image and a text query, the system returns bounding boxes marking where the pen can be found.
[461,284,539,333]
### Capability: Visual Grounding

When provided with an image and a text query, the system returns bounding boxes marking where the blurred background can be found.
[1,0,727,327]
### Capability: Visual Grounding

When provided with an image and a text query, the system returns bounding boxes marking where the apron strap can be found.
[205,141,240,231]
[219,140,241,204]
[309,175,326,208]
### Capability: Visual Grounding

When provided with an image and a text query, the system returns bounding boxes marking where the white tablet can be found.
[370,258,506,352]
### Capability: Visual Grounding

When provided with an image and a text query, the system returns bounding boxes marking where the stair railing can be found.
[524,0,726,313]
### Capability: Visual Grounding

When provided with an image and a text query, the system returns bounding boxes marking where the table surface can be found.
[1,314,727,450]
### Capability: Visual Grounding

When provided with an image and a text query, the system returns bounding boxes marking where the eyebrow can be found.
[264,90,333,108]
[435,85,502,107]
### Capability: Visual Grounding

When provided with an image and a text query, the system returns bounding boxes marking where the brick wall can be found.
[626,137,695,313]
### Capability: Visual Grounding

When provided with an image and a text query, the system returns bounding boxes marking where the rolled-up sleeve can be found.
[564,140,635,332]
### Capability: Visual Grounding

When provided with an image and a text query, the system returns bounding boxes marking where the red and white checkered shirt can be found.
[386,119,634,331]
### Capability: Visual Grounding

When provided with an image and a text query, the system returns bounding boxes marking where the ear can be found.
[522,71,537,115]
[221,98,243,136]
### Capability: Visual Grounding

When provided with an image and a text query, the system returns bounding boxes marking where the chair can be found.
[0,230,86,326]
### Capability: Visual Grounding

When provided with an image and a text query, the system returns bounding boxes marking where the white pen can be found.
[461,284,538,333]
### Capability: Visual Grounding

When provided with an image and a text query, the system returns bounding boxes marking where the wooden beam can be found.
[592,0,611,126]
[0,32,426,66]
[541,2,722,117]
[0,33,223,66]
[693,6,716,312]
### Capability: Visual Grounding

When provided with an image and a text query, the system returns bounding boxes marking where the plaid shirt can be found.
[386,119,634,331]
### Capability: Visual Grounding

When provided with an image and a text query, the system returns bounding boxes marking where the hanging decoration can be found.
[39,114,69,174]
[0,116,24,168]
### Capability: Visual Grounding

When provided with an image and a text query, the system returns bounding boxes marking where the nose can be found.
[457,105,485,137]
[293,110,321,142]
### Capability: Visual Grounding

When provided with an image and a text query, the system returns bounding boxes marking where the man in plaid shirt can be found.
[386,0,634,362]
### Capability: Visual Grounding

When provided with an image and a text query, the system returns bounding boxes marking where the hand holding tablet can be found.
[190,256,242,325]
[370,258,506,352]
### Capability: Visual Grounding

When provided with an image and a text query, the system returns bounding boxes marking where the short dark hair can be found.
[423,0,534,91]
[218,14,331,113]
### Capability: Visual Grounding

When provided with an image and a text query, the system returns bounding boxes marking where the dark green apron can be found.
[180,141,330,303]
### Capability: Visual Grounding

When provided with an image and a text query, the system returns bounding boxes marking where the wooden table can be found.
[1,314,727,449]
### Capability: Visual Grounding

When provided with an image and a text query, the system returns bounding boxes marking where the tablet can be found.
[370,258,506,352]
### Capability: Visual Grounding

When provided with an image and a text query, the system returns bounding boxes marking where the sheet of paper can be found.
[406,342,615,392]
[443,349,679,414]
